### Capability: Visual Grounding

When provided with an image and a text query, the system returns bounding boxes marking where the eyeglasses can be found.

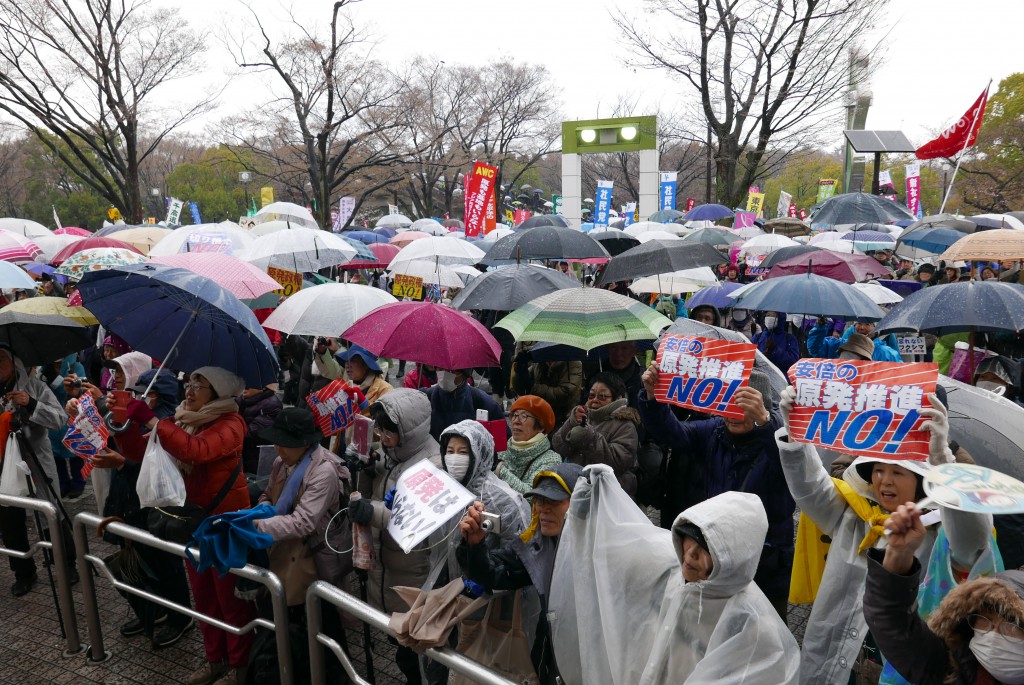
[968,614,1024,639]
[372,423,397,439]
[507,411,535,424]
[587,392,612,402]
[184,382,212,393]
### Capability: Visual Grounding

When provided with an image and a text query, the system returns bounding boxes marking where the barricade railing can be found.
[73,511,294,684]
[0,492,82,656]
[306,580,520,685]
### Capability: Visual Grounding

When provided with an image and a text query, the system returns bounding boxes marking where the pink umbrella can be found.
[389,231,430,248]
[765,250,892,283]
[0,232,42,263]
[149,253,283,299]
[341,301,502,367]
[51,236,142,265]
[54,227,92,237]
[340,242,400,270]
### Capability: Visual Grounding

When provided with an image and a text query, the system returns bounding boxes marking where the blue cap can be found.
[336,344,381,373]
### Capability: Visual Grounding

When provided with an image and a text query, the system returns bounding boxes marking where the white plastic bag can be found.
[135,428,186,508]
[0,435,30,497]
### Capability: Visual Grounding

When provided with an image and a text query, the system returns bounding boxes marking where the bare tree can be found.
[622,0,886,207]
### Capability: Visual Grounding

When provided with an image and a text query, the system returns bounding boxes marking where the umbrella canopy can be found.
[78,263,279,387]
[818,239,866,255]
[765,251,891,283]
[336,236,377,261]
[0,217,51,238]
[636,231,683,244]
[648,209,686,223]
[495,288,672,352]
[409,218,447,235]
[739,234,800,256]
[970,213,1024,230]
[517,215,570,230]
[340,242,401,270]
[389,231,430,247]
[758,244,825,269]
[683,204,734,221]
[441,219,465,230]
[808,192,914,226]
[253,201,319,230]
[53,227,91,237]
[450,264,581,312]
[628,267,720,294]
[51,235,142,265]
[342,301,502,367]
[0,233,42,263]
[895,226,967,258]
[939,229,1024,262]
[149,253,283,299]
[851,282,904,305]
[763,217,810,237]
[1,296,98,325]
[481,226,609,263]
[874,281,1024,336]
[597,240,728,286]
[344,230,390,244]
[939,376,1024,481]
[590,231,640,256]
[29,234,82,263]
[840,229,896,251]
[390,236,485,267]
[0,311,94,366]
[624,221,686,238]
[238,226,357,271]
[55,247,147,278]
[387,260,466,288]
[0,262,39,289]
[261,283,397,336]
[681,227,735,247]
[114,226,174,253]
[904,213,979,234]
[682,282,746,310]
[245,219,292,237]
[148,222,256,257]
[731,272,886,320]
[376,214,413,229]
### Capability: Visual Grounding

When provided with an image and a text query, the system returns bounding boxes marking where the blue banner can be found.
[659,172,677,211]
[622,202,637,227]
[594,180,613,228]
[189,201,202,225]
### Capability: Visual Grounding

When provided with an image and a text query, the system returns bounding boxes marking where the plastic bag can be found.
[350,492,376,570]
[135,428,186,508]
[0,435,30,497]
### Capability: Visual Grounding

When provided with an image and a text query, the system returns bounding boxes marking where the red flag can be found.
[915,86,989,160]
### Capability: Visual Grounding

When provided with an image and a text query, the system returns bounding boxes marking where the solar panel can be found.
[843,130,916,153]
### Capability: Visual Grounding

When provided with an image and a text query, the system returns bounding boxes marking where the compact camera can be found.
[479,511,501,534]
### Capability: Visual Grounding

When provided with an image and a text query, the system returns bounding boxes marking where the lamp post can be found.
[238,171,252,214]
[149,187,161,222]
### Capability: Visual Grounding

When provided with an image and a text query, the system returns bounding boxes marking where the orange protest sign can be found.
[654,335,757,419]
[267,267,301,296]
[786,359,938,460]
[392,274,423,299]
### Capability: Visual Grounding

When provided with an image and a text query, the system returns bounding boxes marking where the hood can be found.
[671,491,767,598]
[760,311,788,328]
[689,304,721,327]
[842,455,930,503]
[373,388,437,462]
[112,351,152,388]
[928,569,1024,649]
[136,368,180,420]
[439,419,494,489]
[58,354,79,376]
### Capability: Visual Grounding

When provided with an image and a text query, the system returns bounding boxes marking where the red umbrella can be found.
[765,250,891,283]
[339,242,400,270]
[341,301,501,367]
[51,236,143,265]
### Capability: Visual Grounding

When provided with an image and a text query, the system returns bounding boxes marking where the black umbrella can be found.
[0,312,94,366]
[517,214,570,230]
[758,245,827,269]
[481,226,609,263]
[590,231,640,256]
[875,281,1024,336]
[450,264,581,311]
[763,217,810,237]
[596,240,728,286]
[808,192,914,226]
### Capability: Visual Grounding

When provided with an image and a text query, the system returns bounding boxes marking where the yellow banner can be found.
[260,186,275,207]
[505,209,514,225]
[392,274,424,300]
[746,192,765,217]
[267,267,301,296]
[107,207,122,221]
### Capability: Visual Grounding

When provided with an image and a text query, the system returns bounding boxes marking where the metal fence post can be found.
[72,511,110,663]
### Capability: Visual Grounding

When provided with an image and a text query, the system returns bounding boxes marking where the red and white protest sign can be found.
[305,379,367,437]
[798,209,808,220]
[388,460,475,553]
[513,209,531,227]
[786,359,938,460]
[788,203,798,218]
[62,394,109,478]
[685,198,697,212]
[915,86,989,160]
[905,163,921,217]
[654,335,757,419]
[464,161,498,238]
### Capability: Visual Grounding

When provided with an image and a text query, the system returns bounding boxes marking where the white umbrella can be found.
[851,282,904,305]
[237,226,357,271]
[33,234,83,262]
[734,226,765,239]
[253,201,319,230]
[388,259,466,288]
[724,281,760,300]
[451,264,483,283]
[0,217,51,238]
[376,214,413,229]
[389,236,485,267]
[739,234,799,256]
[149,221,257,257]
[410,218,446,235]
[818,240,866,255]
[971,213,1024,230]
[247,219,291,237]
[636,231,683,244]
[624,221,687,238]
[628,267,720,294]
[479,227,514,243]
[261,283,397,336]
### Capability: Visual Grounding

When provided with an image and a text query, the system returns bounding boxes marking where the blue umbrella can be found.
[840,229,895,251]
[896,226,966,255]
[731,272,885,320]
[373,227,397,238]
[22,263,69,284]
[344,230,389,244]
[337,236,377,260]
[684,282,746,310]
[683,203,734,221]
[875,281,1024,336]
[78,263,279,387]
[648,209,685,223]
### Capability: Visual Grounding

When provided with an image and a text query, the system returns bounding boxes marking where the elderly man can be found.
[808,316,902,362]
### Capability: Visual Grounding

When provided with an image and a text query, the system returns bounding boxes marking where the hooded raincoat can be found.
[750,312,800,373]
[807,322,902,363]
[549,467,799,684]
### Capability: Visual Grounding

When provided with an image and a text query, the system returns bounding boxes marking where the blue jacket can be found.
[48,354,86,460]
[807,322,903,362]
[638,390,794,599]
[186,503,275,576]
[750,312,801,375]
[422,383,505,441]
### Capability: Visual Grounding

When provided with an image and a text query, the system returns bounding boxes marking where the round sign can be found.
[924,463,1024,514]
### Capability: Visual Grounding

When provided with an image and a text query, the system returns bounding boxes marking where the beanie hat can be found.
[191,366,245,399]
[747,368,772,413]
[509,395,556,434]
[917,263,936,275]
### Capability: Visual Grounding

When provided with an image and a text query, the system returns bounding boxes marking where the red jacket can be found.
[156,413,249,515]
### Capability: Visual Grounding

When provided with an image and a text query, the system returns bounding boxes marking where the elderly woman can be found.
[339,345,392,408]
[551,373,640,499]
[155,367,252,685]
[495,395,562,495]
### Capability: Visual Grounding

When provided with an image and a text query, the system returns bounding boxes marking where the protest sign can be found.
[305,379,367,437]
[165,198,184,225]
[594,180,614,227]
[268,267,302,296]
[816,179,838,203]
[260,187,274,207]
[392,274,424,299]
[654,335,757,419]
[185,232,232,254]
[464,161,498,238]
[787,359,938,460]
[777,191,792,219]
[897,336,927,356]
[388,460,475,553]
[659,172,677,210]
[746,192,765,217]
[905,163,921,218]
[685,198,696,212]
[62,395,109,477]
[924,463,1024,514]
[733,211,756,229]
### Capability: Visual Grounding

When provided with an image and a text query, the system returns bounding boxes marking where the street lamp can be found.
[149,187,161,221]
[239,171,252,213]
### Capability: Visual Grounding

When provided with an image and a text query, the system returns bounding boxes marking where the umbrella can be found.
[0,312,93,366]
[851,282,904,305]
[808,192,914,226]
[939,229,1024,262]
[628,267,720,294]
[681,227,735,248]
[343,230,389,245]
[387,260,466,289]
[904,213,979,234]
[336,236,378,261]
[939,375,1024,480]
[253,201,319,230]
[245,220,291,237]
[590,231,640,256]
[340,243,401,270]
[597,240,728,286]
[114,226,174,253]
[238,226,357,271]
[0,217,51,238]
[77,263,279,387]
[342,301,502,367]
[33,234,84,262]
[731,272,886,320]
[765,251,891,283]
[148,253,283,299]
[758,245,825,269]
[0,262,40,289]
[409,218,447,235]
[840,229,896,251]
[739,234,799,256]
[734,226,765,240]
[636,231,683,244]
[481,226,609,263]
[390,236,485,267]
[648,209,686,223]
[373,227,398,238]
[441,219,464,230]
[0,233,42,263]
[390,231,431,247]
[53,226,91,237]
[682,282,746,310]
[376,214,413,229]
[517,215,570,230]
[970,214,1024,230]
[1,296,98,326]
[495,288,672,352]
[55,247,147,278]
[148,222,257,257]
[50,235,142,265]
[624,221,687,238]
[261,283,397,336]
[450,264,581,311]
[763,217,810,237]
[817,239,866,255]
[895,226,968,258]
[874,281,1024,336]
[683,204,734,221]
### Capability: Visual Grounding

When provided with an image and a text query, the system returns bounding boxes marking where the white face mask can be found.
[977,380,1008,396]
[436,370,457,392]
[444,452,471,481]
[764,316,778,331]
[731,310,748,323]
[789,314,804,326]
[970,629,1024,684]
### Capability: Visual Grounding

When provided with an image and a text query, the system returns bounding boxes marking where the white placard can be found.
[897,336,927,355]
[388,460,475,553]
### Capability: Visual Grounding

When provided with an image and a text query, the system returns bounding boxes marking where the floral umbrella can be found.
[55,247,147,278]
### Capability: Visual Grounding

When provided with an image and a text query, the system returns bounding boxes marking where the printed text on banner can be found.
[464,161,498,238]
[654,335,757,419]
[62,395,109,478]
[659,172,677,211]
[306,379,367,437]
[388,460,475,553]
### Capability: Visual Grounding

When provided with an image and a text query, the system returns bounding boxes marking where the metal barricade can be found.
[306,580,519,685]
[0,492,82,656]
[73,511,294,684]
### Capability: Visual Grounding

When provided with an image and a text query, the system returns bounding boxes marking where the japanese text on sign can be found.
[306,379,367,437]
[787,359,938,460]
[392,273,423,299]
[464,161,498,238]
[388,461,475,553]
[654,335,757,419]
[62,395,109,477]
[268,267,302,296]
[897,336,927,356]
[185,232,232,254]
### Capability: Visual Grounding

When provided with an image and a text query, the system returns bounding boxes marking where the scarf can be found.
[276,447,314,515]
[508,432,547,451]
[174,397,240,435]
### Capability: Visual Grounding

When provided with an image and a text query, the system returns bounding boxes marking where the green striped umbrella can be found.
[495,288,672,351]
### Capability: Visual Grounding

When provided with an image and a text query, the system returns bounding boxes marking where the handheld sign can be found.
[654,335,757,419]
[62,395,109,478]
[897,336,927,356]
[924,463,1024,514]
[305,379,367,437]
[267,267,302,297]
[388,461,475,553]
[392,274,424,299]
[787,359,938,460]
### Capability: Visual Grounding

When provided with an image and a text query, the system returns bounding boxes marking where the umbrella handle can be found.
[140,311,196,398]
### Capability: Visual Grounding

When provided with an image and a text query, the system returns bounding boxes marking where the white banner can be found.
[879,170,893,187]
[777,191,792,219]
[904,163,920,180]
[165,198,184,226]
[388,460,474,553]
[336,196,355,232]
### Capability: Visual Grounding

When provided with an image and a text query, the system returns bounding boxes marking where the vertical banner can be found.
[788,203,798,218]
[654,335,757,419]
[260,186,274,207]
[463,161,498,238]
[685,198,697,213]
[189,201,202,225]
[513,209,531,226]
[659,172,677,210]
[746,192,765,217]
[777,191,793,219]
[905,163,922,218]
[504,209,515,226]
[165,198,184,225]
[388,204,399,215]
[552,194,562,215]
[485,192,496,234]
[798,209,808,220]
[335,196,355,232]
[623,202,637,227]
[878,170,893,188]
[816,179,838,204]
[733,211,756,229]
[594,180,614,228]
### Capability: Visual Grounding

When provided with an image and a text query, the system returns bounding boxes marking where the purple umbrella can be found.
[22,263,69,283]
[684,282,745,309]
[682,203,734,221]
[766,251,892,283]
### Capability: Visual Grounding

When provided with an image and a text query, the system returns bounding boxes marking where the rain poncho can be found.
[550,465,799,685]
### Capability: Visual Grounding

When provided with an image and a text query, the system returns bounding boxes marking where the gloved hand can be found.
[383,486,396,511]
[342,444,364,474]
[919,392,955,465]
[348,497,374,525]
[463,578,486,598]
[779,385,797,431]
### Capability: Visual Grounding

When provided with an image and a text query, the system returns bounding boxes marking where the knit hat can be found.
[917,263,936,275]
[839,333,875,361]
[191,366,245,399]
[747,368,772,413]
[509,395,555,434]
